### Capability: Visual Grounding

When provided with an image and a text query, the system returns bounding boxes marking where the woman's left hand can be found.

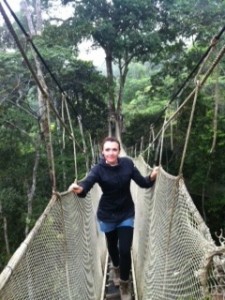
[150,166,159,181]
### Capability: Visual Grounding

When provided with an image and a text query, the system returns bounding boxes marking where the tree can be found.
[60,0,170,138]
[0,0,109,268]
[61,0,225,139]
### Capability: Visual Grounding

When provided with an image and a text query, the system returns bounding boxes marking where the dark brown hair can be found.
[101,136,121,151]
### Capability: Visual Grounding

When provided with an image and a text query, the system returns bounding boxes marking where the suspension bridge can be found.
[0,155,225,299]
[1,1,225,299]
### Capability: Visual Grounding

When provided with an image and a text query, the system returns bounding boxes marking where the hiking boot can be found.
[111,266,120,286]
[119,279,132,300]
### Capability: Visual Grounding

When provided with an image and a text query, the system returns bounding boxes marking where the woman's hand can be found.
[150,166,159,181]
[68,183,84,194]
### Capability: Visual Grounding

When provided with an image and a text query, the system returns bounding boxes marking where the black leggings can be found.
[105,226,133,281]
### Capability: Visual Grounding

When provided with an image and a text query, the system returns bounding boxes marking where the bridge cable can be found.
[0,2,82,190]
[151,25,225,128]
[141,43,225,157]
[2,0,82,121]
[0,2,82,150]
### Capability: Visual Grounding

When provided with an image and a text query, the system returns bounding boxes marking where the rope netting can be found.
[1,156,225,299]
[132,156,225,300]
[0,2,225,299]
[0,184,106,300]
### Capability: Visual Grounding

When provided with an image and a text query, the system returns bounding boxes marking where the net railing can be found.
[1,156,225,299]
[0,184,106,300]
[132,156,225,300]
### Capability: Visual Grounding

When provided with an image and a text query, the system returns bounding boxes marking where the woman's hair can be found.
[101,136,121,150]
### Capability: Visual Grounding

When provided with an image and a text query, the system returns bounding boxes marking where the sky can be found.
[0,0,20,25]
[8,0,20,11]
[0,0,105,68]
[1,0,20,13]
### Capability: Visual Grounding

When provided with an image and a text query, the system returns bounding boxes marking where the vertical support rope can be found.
[62,94,78,182]
[159,115,167,165]
[179,82,200,175]
[61,97,66,153]
[179,39,218,175]
[89,133,95,166]
[147,125,154,163]
[210,68,219,154]
[44,93,57,192]
[141,44,225,158]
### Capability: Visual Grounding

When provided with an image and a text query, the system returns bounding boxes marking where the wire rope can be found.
[152,29,225,127]
[2,0,84,124]
[178,81,200,175]
[141,43,225,158]
[62,93,78,182]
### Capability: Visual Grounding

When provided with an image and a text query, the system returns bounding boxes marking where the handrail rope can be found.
[178,81,200,175]
[141,43,225,157]
[62,94,78,182]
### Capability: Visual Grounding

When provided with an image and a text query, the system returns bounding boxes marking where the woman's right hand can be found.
[68,183,84,194]
[150,166,159,181]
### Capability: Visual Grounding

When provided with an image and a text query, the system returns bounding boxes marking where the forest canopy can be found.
[0,0,225,270]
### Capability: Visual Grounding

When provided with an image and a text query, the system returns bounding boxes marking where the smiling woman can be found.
[102,139,120,166]
[68,136,159,299]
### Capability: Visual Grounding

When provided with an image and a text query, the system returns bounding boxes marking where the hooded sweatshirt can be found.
[79,157,155,223]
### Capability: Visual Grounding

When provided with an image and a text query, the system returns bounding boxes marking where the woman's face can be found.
[102,141,120,166]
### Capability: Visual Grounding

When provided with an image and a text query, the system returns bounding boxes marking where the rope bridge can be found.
[0,156,225,299]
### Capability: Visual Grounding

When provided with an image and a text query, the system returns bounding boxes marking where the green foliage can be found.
[0,0,225,273]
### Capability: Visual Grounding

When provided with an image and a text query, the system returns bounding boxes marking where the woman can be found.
[68,136,158,300]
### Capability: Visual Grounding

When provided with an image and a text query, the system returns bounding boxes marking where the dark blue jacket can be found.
[79,157,155,223]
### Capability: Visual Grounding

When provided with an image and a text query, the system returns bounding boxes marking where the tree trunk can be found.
[22,0,56,190]
[105,50,116,136]
[25,148,40,236]
[117,57,130,135]
[105,49,132,140]
[0,200,10,256]
[35,0,42,35]
[77,115,89,173]
[21,1,35,35]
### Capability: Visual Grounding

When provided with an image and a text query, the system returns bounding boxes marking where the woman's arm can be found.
[68,183,84,194]
[132,164,159,188]
[68,166,99,197]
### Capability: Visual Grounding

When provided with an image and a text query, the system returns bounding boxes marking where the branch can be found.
[8,100,38,120]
